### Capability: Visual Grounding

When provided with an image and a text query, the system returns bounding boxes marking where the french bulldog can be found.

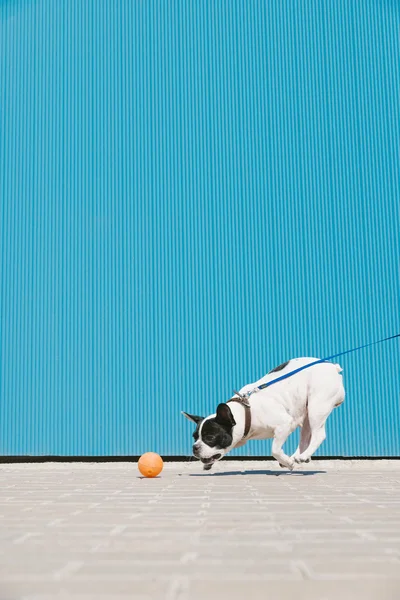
[182,357,345,471]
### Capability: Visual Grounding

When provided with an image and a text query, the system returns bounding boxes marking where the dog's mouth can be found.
[200,453,222,464]
[201,454,222,472]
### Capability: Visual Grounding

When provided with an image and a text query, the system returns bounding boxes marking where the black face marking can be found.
[268,360,290,374]
[199,419,233,450]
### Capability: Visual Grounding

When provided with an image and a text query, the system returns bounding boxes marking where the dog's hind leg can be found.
[295,425,327,463]
[294,395,339,463]
[295,369,345,464]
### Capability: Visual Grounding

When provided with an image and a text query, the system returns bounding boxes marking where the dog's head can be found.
[182,403,236,470]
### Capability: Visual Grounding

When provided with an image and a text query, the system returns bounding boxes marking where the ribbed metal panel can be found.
[1,0,399,456]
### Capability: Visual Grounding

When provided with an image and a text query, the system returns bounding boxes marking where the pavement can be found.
[1,459,400,600]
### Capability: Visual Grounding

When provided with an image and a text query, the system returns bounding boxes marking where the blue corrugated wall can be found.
[1,0,399,457]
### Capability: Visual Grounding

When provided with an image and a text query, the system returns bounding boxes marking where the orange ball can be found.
[138,452,164,478]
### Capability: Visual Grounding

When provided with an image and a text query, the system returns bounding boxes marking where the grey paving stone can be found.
[189,579,400,600]
[0,460,400,599]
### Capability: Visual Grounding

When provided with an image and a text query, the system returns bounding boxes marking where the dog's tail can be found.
[335,363,343,374]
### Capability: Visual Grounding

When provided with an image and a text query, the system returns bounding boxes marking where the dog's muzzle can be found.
[200,454,221,464]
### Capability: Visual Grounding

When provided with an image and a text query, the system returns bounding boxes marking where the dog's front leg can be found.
[271,422,295,470]
[291,415,311,463]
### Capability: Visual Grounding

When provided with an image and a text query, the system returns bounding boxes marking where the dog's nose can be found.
[192,445,200,458]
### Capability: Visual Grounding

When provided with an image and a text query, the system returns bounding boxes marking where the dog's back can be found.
[250,357,343,392]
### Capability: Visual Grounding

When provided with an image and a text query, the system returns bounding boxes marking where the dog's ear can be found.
[181,411,203,424]
[215,403,236,428]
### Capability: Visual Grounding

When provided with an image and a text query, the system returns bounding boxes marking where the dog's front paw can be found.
[287,458,295,471]
[279,459,295,470]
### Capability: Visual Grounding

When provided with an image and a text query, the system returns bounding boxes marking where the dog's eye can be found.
[203,436,214,446]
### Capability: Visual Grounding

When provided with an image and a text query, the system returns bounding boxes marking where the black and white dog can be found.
[182,358,345,471]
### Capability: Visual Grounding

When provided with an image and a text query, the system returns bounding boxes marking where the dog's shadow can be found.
[190,469,326,477]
